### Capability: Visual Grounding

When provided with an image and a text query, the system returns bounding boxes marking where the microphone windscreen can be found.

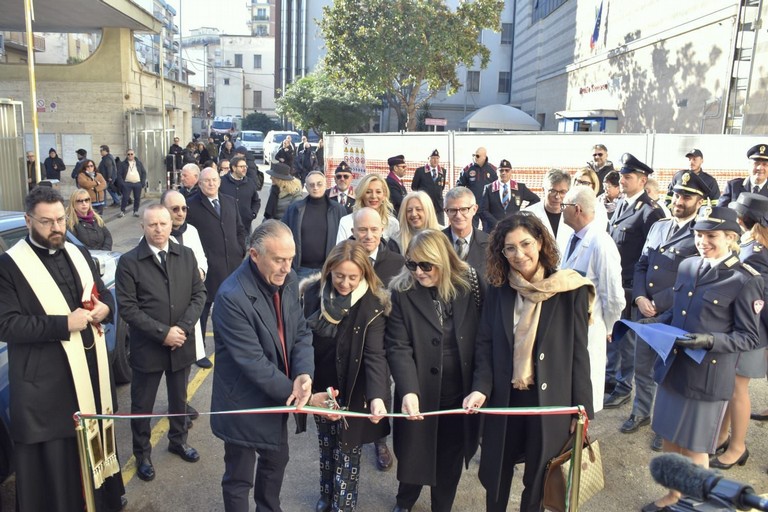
[649,453,711,501]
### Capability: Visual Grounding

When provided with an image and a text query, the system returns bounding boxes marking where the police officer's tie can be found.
[431,168,437,181]
[455,237,468,260]
[339,192,346,205]
[614,200,627,219]
[502,183,510,210]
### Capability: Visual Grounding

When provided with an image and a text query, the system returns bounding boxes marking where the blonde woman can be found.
[386,229,481,512]
[66,189,112,250]
[398,191,441,253]
[263,162,304,220]
[573,167,609,229]
[337,173,400,244]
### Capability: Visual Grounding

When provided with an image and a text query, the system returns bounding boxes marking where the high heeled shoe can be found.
[709,448,749,470]
[715,436,730,455]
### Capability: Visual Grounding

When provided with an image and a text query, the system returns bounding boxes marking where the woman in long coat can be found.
[464,213,595,512]
[75,158,108,214]
[386,229,482,512]
[302,241,391,512]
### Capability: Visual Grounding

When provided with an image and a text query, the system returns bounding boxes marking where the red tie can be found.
[272,291,290,375]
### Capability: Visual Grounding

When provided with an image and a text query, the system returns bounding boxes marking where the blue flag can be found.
[590,1,603,50]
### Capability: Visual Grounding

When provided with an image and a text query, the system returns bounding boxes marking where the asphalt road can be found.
[3,181,768,511]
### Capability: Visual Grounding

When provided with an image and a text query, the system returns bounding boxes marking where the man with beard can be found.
[0,187,126,511]
[587,144,614,195]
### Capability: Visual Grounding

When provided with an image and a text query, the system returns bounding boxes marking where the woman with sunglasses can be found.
[640,207,762,511]
[66,189,112,250]
[336,174,400,245]
[463,213,594,512]
[75,158,107,214]
[386,229,482,512]
[301,240,390,512]
[398,191,441,253]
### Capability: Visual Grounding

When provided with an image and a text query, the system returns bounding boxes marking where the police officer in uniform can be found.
[457,147,497,229]
[478,159,540,233]
[620,172,710,450]
[605,153,665,408]
[664,149,720,206]
[412,149,447,224]
[327,161,356,214]
[719,144,768,206]
[386,155,409,216]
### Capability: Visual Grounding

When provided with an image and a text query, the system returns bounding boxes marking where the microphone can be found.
[650,453,768,511]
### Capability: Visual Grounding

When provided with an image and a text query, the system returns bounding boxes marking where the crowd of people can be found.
[4,138,768,512]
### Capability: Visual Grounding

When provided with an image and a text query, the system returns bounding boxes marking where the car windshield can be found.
[275,133,299,143]
[242,132,263,142]
[212,121,234,129]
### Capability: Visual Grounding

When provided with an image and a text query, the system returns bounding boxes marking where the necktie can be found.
[212,198,221,215]
[158,250,167,269]
[431,168,437,181]
[754,185,760,194]
[697,261,711,282]
[340,192,346,205]
[615,200,627,219]
[455,237,468,260]
[502,183,510,210]
[370,257,375,266]
[566,235,579,259]
[272,291,289,375]
[668,223,679,240]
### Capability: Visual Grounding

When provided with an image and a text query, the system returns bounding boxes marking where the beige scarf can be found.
[508,266,595,390]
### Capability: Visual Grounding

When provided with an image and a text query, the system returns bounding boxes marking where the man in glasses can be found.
[441,186,489,279]
[327,161,356,214]
[412,149,447,224]
[457,146,497,228]
[604,153,664,410]
[587,143,614,195]
[523,168,574,258]
[478,158,540,233]
[220,155,261,233]
[0,186,126,510]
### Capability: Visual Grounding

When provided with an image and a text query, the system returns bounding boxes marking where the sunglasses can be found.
[170,206,188,213]
[127,153,135,156]
[75,198,91,204]
[335,174,351,180]
[593,153,604,157]
[405,260,434,272]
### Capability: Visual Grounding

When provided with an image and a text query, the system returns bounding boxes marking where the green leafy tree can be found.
[241,112,281,133]
[320,0,503,131]
[276,68,378,133]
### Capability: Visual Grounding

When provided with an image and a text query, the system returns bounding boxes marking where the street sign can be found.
[425,118,447,126]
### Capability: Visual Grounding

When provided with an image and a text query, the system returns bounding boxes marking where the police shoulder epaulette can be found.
[656,217,672,222]
[509,179,518,190]
[490,180,500,192]
[741,262,760,276]
[724,255,740,268]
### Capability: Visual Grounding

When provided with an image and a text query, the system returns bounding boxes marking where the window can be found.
[253,54,262,69]
[466,71,480,93]
[253,91,262,109]
[223,78,230,85]
[501,23,513,44]
[234,53,243,68]
[532,0,568,23]
[498,72,511,93]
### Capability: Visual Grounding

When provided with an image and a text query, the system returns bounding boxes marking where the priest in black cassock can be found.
[0,186,126,511]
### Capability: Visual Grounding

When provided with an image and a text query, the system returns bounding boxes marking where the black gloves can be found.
[674,333,714,350]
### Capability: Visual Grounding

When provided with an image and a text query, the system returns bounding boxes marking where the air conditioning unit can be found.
[245,84,252,89]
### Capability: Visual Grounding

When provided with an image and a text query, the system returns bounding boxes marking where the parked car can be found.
[0,211,130,482]
[263,130,300,166]
[236,130,265,159]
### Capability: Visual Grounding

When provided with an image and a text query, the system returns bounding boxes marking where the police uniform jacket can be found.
[740,239,768,347]
[411,165,446,220]
[478,179,540,233]
[718,177,768,207]
[326,186,355,214]
[632,218,698,313]
[610,192,665,287]
[386,173,408,216]
[654,255,763,401]
[457,162,497,202]
[666,170,721,204]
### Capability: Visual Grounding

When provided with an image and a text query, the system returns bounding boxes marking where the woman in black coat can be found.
[463,213,595,512]
[66,189,113,250]
[302,241,391,512]
[386,229,482,512]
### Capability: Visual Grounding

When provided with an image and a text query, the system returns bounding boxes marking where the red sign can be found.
[425,118,447,126]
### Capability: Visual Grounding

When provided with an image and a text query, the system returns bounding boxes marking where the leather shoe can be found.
[392,506,410,512]
[196,357,213,369]
[651,433,663,452]
[119,496,128,510]
[187,404,200,420]
[750,412,768,421]
[168,443,200,463]
[136,458,155,481]
[603,391,631,409]
[715,436,730,455]
[376,441,393,471]
[710,448,749,470]
[641,501,669,512]
[620,415,650,433]
[316,497,331,512]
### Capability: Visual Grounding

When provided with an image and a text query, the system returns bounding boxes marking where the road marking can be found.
[121,353,215,485]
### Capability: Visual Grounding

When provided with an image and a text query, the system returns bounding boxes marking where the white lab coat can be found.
[524,201,573,261]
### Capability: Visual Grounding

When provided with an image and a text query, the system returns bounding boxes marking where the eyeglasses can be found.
[575,179,593,186]
[405,260,434,272]
[127,153,135,156]
[593,153,604,157]
[560,203,577,211]
[306,182,325,188]
[547,189,568,197]
[29,215,66,228]
[335,174,351,180]
[85,164,95,168]
[170,205,188,213]
[501,239,537,257]
[444,206,473,216]
[75,198,91,204]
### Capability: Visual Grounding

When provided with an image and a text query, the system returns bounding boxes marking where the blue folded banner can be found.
[613,320,707,364]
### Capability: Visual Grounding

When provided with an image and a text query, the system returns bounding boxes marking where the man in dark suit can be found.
[478,158,540,233]
[718,143,768,207]
[186,167,247,368]
[210,220,313,512]
[326,161,356,214]
[411,149,447,224]
[605,153,665,409]
[442,186,490,280]
[386,154,408,216]
[116,205,207,482]
[0,187,125,511]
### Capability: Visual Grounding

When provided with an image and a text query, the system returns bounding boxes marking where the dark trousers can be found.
[130,366,190,458]
[121,182,143,213]
[486,388,545,512]
[222,420,289,512]
[200,301,212,347]
[395,412,465,512]
[606,288,635,395]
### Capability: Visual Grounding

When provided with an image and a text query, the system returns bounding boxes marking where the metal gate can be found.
[126,109,177,194]
[0,99,28,211]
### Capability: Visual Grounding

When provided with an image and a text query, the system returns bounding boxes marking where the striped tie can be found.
[502,183,510,209]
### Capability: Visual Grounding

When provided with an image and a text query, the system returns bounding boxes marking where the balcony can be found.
[252,15,269,21]
[2,31,45,52]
